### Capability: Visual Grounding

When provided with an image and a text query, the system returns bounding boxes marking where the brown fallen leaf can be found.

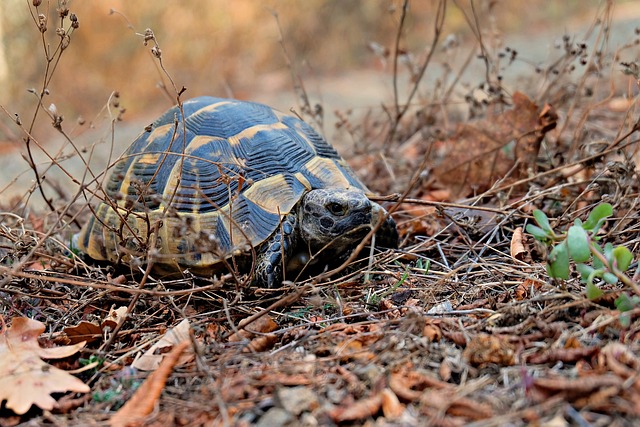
[63,306,130,345]
[0,318,90,415]
[419,389,494,420]
[334,339,375,362]
[389,368,451,401]
[463,334,516,367]
[429,92,557,199]
[243,334,278,353]
[132,319,193,371]
[228,315,279,353]
[514,278,545,300]
[380,388,404,419]
[439,359,452,382]
[527,346,598,365]
[102,306,128,331]
[328,392,383,423]
[600,342,640,389]
[228,314,278,342]
[64,321,103,345]
[533,374,622,397]
[422,319,442,342]
[510,227,527,261]
[110,340,191,427]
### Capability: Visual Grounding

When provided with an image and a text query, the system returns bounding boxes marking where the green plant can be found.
[526,203,640,312]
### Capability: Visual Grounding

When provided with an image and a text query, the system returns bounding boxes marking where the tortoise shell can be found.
[75,96,370,274]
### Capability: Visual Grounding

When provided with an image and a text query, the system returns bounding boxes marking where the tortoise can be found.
[74,96,398,287]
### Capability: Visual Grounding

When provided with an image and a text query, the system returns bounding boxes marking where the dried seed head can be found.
[60,35,70,50]
[52,114,63,130]
[32,0,42,6]
[37,13,47,33]
[143,28,155,46]
[57,4,69,18]
[70,13,79,29]
[151,46,162,59]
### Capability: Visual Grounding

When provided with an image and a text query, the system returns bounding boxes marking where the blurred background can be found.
[0,0,636,206]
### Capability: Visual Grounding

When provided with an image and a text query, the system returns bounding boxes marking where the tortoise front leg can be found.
[253,214,298,288]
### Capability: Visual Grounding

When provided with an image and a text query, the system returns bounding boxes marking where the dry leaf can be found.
[228,315,278,342]
[419,389,494,420]
[111,340,191,427]
[329,393,383,422]
[132,319,192,371]
[514,278,539,300]
[0,318,90,415]
[510,227,527,261]
[389,368,451,402]
[422,321,442,342]
[533,375,622,396]
[527,346,598,365]
[64,321,103,345]
[243,334,278,353]
[439,359,452,382]
[64,306,129,346]
[102,306,128,331]
[335,339,375,362]
[429,92,557,199]
[380,388,404,419]
[463,334,516,367]
[601,342,640,383]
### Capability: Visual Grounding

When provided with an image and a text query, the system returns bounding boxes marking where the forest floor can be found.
[1,1,640,426]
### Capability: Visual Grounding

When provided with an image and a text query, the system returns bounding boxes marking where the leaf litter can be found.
[1,1,640,426]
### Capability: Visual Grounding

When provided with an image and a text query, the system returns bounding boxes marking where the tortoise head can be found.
[298,188,398,255]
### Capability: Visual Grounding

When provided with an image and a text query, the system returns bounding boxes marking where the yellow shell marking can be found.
[228,122,289,147]
[304,157,353,188]
[241,174,298,215]
[146,123,175,145]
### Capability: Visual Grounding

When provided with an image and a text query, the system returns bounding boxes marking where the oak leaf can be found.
[0,318,90,415]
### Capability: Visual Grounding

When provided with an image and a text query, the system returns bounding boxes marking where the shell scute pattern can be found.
[76,96,370,273]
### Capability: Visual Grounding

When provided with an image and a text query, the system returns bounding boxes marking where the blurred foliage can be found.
[0,0,601,138]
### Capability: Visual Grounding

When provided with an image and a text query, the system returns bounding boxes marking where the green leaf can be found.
[592,244,605,269]
[603,243,615,265]
[612,246,633,271]
[525,224,551,241]
[585,281,604,300]
[619,312,631,328]
[582,203,612,233]
[422,259,430,274]
[547,241,570,279]
[567,224,591,262]
[575,263,595,282]
[603,272,618,284]
[615,293,636,312]
[533,210,553,233]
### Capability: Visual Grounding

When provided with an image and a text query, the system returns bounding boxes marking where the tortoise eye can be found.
[326,202,347,216]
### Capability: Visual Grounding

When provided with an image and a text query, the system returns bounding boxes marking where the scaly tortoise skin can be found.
[74,96,398,287]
